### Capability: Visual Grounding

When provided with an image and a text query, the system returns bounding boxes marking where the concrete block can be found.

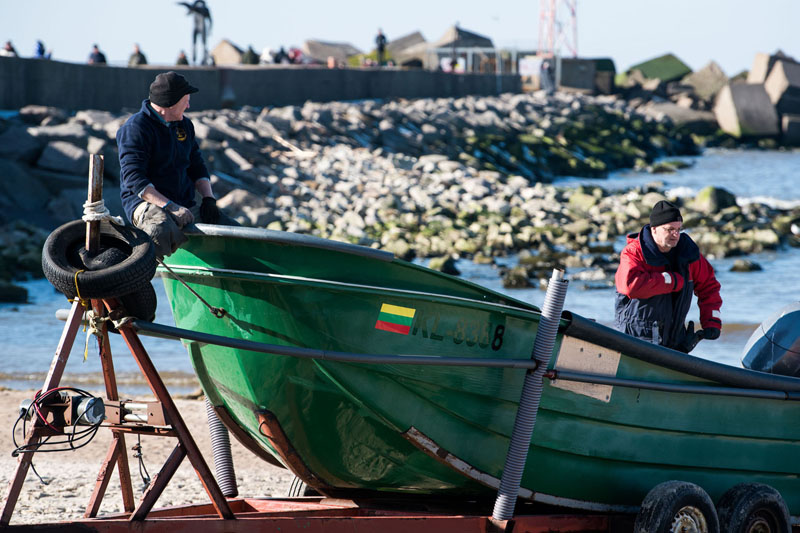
[764,60,800,115]
[747,51,799,83]
[782,114,800,146]
[0,126,43,163]
[682,61,727,101]
[641,101,718,135]
[713,83,779,137]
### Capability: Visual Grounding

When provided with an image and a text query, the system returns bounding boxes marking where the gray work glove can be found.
[164,201,194,228]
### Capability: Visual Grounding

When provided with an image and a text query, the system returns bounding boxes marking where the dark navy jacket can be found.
[117,100,209,222]
[614,225,722,350]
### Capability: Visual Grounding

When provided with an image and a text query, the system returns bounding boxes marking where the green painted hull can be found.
[161,226,800,514]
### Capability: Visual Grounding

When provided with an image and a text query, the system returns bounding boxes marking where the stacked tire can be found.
[42,220,157,323]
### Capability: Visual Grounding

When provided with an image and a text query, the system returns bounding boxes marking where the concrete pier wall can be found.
[0,57,521,111]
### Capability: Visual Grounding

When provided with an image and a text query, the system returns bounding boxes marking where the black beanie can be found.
[149,71,198,108]
[650,200,683,227]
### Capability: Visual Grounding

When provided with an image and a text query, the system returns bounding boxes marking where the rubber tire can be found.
[116,283,157,325]
[635,480,720,533]
[717,483,790,533]
[42,220,156,300]
[287,475,320,497]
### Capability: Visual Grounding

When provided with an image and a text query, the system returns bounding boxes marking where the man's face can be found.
[164,94,191,121]
[651,221,682,252]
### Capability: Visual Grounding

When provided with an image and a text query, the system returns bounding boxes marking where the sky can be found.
[0,0,797,76]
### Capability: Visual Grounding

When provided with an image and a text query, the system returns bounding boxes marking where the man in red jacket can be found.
[614,200,722,352]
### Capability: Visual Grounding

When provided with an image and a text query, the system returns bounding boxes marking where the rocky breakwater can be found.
[0,90,795,301]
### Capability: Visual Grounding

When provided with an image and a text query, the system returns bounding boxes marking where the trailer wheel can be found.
[635,480,719,533]
[42,220,156,300]
[717,483,790,533]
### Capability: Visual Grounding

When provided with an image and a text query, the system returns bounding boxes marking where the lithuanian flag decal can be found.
[375,303,416,335]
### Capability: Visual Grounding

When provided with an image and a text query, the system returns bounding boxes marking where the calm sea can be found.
[1,148,799,394]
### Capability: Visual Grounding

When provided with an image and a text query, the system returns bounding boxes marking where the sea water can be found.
[1,148,799,393]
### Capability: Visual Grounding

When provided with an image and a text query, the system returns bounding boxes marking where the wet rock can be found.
[691,186,737,214]
[0,280,27,303]
[502,266,532,288]
[730,259,763,272]
[428,256,460,276]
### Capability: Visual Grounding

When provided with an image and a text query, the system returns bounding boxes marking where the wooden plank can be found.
[85,154,104,254]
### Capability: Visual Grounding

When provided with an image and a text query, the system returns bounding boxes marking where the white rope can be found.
[82,199,124,225]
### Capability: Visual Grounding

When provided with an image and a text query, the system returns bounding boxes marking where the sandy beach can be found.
[0,388,294,526]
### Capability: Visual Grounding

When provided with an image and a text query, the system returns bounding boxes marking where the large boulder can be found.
[18,105,68,126]
[639,102,719,135]
[682,61,728,102]
[691,186,737,214]
[36,141,90,175]
[782,114,800,146]
[713,83,779,137]
[764,60,800,116]
[0,126,44,163]
[0,159,51,226]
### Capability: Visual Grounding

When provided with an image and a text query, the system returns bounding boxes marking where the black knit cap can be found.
[650,200,683,227]
[149,71,198,108]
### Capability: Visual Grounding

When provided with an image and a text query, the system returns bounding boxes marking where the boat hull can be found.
[162,226,800,514]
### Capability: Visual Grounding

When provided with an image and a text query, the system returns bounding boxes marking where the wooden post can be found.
[85,154,104,254]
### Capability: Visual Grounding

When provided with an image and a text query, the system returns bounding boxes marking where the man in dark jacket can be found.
[614,200,722,352]
[117,71,234,258]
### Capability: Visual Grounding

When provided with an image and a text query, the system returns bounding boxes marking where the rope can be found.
[82,199,125,225]
[157,258,227,318]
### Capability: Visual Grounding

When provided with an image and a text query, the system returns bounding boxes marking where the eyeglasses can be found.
[659,226,683,235]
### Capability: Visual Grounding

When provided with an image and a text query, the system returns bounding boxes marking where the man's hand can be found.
[200,196,220,224]
[676,321,704,353]
[164,201,193,227]
[702,327,720,340]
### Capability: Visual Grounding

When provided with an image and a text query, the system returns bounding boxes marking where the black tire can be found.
[116,283,157,324]
[717,483,790,533]
[287,475,320,497]
[42,220,155,300]
[635,480,720,533]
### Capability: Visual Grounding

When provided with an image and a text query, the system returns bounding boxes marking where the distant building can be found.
[386,31,427,67]
[211,39,243,66]
[303,39,362,65]
[625,53,692,83]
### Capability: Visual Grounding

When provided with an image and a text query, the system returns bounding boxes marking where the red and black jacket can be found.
[614,225,722,350]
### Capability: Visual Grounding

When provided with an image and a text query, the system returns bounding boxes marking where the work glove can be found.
[164,201,194,228]
[200,196,220,224]
[676,321,704,353]
[702,327,721,340]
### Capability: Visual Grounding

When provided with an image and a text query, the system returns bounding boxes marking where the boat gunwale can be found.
[158,264,544,319]
[565,311,800,393]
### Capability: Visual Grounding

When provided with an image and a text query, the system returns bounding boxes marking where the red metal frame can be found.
[0,297,234,526]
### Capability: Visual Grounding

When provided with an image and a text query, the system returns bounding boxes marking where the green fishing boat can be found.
[159,224,800,528]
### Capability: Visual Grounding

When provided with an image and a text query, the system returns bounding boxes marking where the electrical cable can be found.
[11,387,103,457]
[132,434,151,492]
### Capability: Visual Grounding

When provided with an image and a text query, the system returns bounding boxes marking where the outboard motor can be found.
[742,302,800,376]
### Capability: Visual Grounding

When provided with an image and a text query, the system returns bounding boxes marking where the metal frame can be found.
[0,297,234,525]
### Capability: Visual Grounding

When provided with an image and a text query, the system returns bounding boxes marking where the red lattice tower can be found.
[538,0,578,58]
